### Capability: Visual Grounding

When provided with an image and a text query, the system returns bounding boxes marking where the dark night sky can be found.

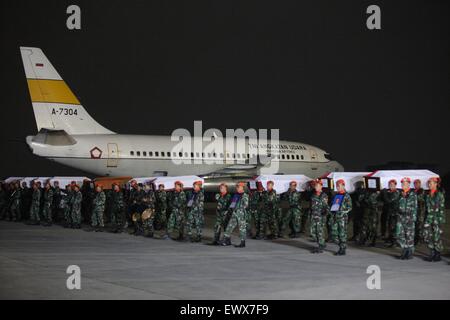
[1,0,449,178]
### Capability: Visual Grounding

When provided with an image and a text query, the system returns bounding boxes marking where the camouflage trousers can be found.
[396,214,415,249]
[259,208,278,237]
[248,208,259,235]
[186,208,204,238]
[63,206,71,223]
[71,206,82,225]
[213,209,230,236]
[360,209,378,244]
[111,207,126,229]
[224,210,247,241]
[423,215,443,252]
[10,201,21,221]
[155,207,167,229]
[29,203,40,222]
[142,217,155,236]
[310,215,325,246]
[42,203,52,223]
[386,211,397,242]
[168,208,185,236]
[91,208,105,227]
[281,207,301,235]
[414,209,425,244]
[331,212,348,249]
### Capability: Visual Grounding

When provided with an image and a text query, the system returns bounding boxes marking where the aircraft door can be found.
[107,143,119,167]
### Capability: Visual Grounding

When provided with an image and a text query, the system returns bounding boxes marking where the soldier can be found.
[249,184,263,239]
[222,182,249,248]
[70,184,83,229]
[413,179,426,245]
[359,188,380,247]
[280,181,302,238]
[81,179,93,224]
[141,183,156,237]
[310,179,329,253]
[382,180,400,247]
[423,177,445,262]
[261,181,279,240]
[0,183,6,220]
[155,184,168,230]
[186,181,205,242]
[91,184,106,232]
[130,183,145,235]
[330,179,352,255]
[20,181,31,221]
[9,182,22,222]
[167,181,187,240]
[396,177,417,260]
[211,183,231,245]
[350,182,365,241]
[52,180,62,222]
[111,183,126,233]
[41,181,54,226]
[62,184,73,228]
[29,182,41,225]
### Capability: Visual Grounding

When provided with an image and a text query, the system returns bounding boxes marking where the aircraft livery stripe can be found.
[27,79,80,105]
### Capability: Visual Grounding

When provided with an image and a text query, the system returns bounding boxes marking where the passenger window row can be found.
[129,151,305,161]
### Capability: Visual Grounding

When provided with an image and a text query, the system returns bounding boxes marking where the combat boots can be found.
[335,247,346,256]
[399,249,407,260]
[424,250,435,262]
[221,237,231,246]
[234,240,245,248]
[312,245,324,254]
[433,251,441,262]
[210,233,221,245]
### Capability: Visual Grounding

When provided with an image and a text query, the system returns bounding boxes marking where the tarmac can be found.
[0,207,449,300]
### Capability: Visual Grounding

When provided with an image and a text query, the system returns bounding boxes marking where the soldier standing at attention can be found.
[261,181,279,240]
[359,188,380,247]
[249,184,263,239]
[52,181,62,222]
[330,180,352,256]
[396,177,417,260]
[186,181,205,242]
[413,179,426,246]
[141,183,156,238]
[310,179,330,253]
[423,177,445,262]
[62,184,73,228]
[91,185,106,232]
[167,181,187,241]
[382,180,400,247]
[280,181,302,238]
[70,184,83,229]
[111,183,126,233]
[29,182,41,225]
[41,182,54,226]
[350,182,365,241]
[211,183,231,245]
[155,184,168,230]
[9,182,22,222]
[222,182,249,248]
[20,181,31,221]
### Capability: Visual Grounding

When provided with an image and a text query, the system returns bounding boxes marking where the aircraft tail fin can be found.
[20,47,114,135]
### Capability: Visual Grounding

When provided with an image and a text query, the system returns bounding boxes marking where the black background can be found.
[1,0,449,179]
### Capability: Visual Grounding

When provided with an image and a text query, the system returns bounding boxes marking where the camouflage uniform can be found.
[141,189,156,237]
[223,192,249,242]
[91,191,106,228]
[310,191,330,251]
[396,189,417,252]
[414,188,426,245]
[248,191,262,237]
[29,188,41,223]
[111,190,126,232]
[70,190,83,227]
[330,192,352,251]
[423,190,445,254]
[186,190,205,241]
[61,188,73,226]
[350,187,365,240]
[42,188,54,224]
[382,189,400,243]
[213,192,232,242]
[167,190,187,239]
[20,185,31,221]
[52,186,62,222]
[261,189,279,238]
[9,187,22,221]
[360,190,380,245]
[281,189,302,237]
[155,189,168,230]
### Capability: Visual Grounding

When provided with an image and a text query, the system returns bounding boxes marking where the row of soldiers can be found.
[0,176,446,261]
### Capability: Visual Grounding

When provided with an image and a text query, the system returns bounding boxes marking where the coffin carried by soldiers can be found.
[93,176,132,190]
[365,169,440,191]
[4,177,24,184]
[127,177,157,188]
[49,176,91,188]
[152,175,204,191]
[250,174,313,193]
[320,172,370,194]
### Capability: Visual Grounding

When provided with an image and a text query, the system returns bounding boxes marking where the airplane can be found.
[20,47,344,189]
